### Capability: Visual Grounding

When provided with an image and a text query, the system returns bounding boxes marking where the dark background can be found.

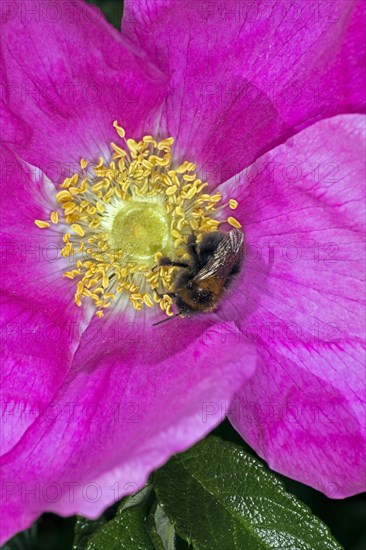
[2,1,365,548]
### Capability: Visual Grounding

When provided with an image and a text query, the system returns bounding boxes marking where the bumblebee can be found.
[153,228,244,325]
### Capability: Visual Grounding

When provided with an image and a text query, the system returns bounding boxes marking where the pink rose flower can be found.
[1,0,365,543]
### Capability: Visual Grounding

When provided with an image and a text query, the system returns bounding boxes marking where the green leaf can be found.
[73,486,155,550]
[153,436,343,550]
[148,503,177,550]
[1,524,38,550]
[85,0,123,29]
[73,515,108,550]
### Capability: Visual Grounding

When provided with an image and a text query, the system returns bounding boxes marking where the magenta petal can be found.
[0,147,86,457]
[0,293,78,456]
[1,0,167,182]
[230,341,365,498]
[0,146,87,319]
[219,114,366,497]
[123,0,365,184]
[0,103,30,145]
[0,315,256,543]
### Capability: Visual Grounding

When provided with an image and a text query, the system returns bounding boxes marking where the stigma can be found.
[35,122,241,318]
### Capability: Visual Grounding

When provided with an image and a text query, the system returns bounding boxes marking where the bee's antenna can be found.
[152,312,182,327]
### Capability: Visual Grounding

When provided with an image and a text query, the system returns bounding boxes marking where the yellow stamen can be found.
[228,216,242,229]
[56,190,72,202]
[34,122,242,317]
[51,211,59,224]
[34,220,50,229]
[71,224,85,237]
[209,193,222,203]
[113,120,126,139]
[229,199,238,210]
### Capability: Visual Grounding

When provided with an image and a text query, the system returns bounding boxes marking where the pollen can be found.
[227,216,242,229]
[229,199,238,210]
[35,220,50,228]
[34,122,241,318]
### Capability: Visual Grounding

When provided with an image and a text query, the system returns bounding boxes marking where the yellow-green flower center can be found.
[34,121,241,318]
[110,202,172,261]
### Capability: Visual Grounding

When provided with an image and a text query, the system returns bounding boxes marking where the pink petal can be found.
[0,146,87,319]
[0,147,87,456]
[0,293,78,456]
[123,0,366,184]
[1,0,167,182]
[218,114,366,497]
[230,342,365,498]
[0,314,256,544]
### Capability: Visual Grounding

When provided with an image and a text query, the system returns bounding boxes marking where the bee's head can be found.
[176,280,216,314]
[192,283,214,304]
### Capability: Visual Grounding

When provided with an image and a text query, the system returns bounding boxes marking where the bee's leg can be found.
[152,257,190,271]
[163,259,190,268]
[187,234,197,254]
[187,234,201,268]
[155,291,177,298]
[151,260,189,272]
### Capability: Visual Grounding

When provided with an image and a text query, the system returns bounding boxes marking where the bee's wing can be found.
[193,228,244,283]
